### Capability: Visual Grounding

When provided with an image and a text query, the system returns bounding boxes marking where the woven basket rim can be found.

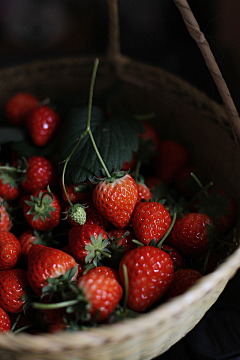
[0,247,239,352]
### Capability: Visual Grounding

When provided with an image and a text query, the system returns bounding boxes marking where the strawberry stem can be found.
[32,299,79,310]
[61,58,111,205]
[156,211,177,249]
[122,264,129,311]
[0,166,25,173]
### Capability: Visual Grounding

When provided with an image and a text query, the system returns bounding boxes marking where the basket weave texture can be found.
[0,1,240,359]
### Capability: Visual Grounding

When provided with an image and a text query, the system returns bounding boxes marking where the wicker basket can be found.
[0,1,240,359]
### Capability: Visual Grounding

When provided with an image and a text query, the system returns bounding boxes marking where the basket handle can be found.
[107,0,240,142]
[173,0,240,142]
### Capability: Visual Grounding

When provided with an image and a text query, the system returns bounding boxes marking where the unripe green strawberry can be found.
[67,204,86,226]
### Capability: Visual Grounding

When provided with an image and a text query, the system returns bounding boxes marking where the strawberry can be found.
[131,201,172,245]
[174,165,201,199]
[156,140,189,184]
[87,265,120,281]
[119,245,174,312]
[26,105,61,147]
[61,245,85,278]
[136,183,152,205]
[107,227,136,253]
[0,166,21,202]
[92,172,138,229]
[0,306,11,334]
[121,152,136,171]
[27,244,78,296]
[0,269,29,313]
[4,91,39,126]
[137,121,161,163]
[68,223,109,265]
[191,187,238,234]
[59,178,93,205]
[165,268,203,299]
[23,189,61,231]
[0,197,12,231]
[162,244,184,270]
[0,231,21,270]
[166,213,214,257]
[82,198,109,229]
[21,156,57,194]
[75,271,123,322]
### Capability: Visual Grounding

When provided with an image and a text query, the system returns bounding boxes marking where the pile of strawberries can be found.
[0,85,238,335]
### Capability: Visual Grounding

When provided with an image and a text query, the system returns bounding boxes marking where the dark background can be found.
[0,1,240,359]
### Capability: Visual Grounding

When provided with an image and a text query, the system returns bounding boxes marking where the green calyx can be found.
[41,265,78,300]
[67,204,86,225]
[85,232,111,267]
[25,191,56,222]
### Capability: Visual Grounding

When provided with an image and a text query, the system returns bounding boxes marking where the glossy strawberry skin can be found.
[0,269,28,313]
[0,197,12,231]
[0,169,21,202]
[5,92,39,126]
[76,271,123,322]
[162,244,184,270]
[27,105,61,147]
[0,306,11,334]
[165,269,203,299]
[92,174,138,229]
[27,244,78,296]
[18,228,38,263]
[69,223,108,263]
[23,190,61,231]
[0,231,21,270]
[21,156,57,194]
[166,213,214,257]
[107,227,136,253]
[119,246,174,312]
[131,201,172,245]
[136,183,152,205]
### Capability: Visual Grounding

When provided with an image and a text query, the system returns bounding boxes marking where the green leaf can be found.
[0,127,26,145]
[58,106,145,184]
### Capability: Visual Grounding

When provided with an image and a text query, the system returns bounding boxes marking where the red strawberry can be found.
[0,231,21,270]
[0,306,11,334]
[61,245,85,278]
[166,213,214,257]
[174,165,201,199]
[131,201,172,245]
[136,183,152,205]
[121,152,136,171]
[107,227,136,253]
[119,245,174,312]
[87,265,120,281]
[165,268,203,299]
[191,187,238,234]
[27,105,61,147]
[92,173,138,229]
[0,167,21,202]
[0,269,29,313]
[156,140,189,184]
[21,156,57,194]
[76,271,123,322]
[27,244,78,296]
[4,92,39,126]
[59,178,93,205]
[68,223,109,265]
[23,189,61,231]
[137,121,161,163]
[162,244,184,270]
[0,197,12,231]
